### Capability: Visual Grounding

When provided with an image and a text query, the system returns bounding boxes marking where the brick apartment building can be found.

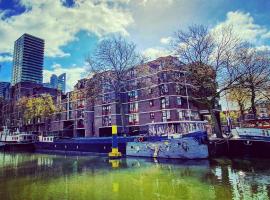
[87,56,217,137]
[0,56,219,137]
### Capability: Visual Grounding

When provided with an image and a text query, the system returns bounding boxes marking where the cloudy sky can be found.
[0,0,270,91]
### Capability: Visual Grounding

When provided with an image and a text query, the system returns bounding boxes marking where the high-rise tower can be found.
[11,33,44,85]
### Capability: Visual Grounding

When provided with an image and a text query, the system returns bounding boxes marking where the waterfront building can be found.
[88,56,219,137]
[49,78,88,137]
[0,82,10,99]
[1,56,219,137]
[11,33,44,85]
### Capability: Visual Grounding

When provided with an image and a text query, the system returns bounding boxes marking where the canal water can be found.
[0,153,270,200]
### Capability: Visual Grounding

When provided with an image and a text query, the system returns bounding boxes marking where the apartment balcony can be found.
[129,121,139,125]
[129,110,138,114]
[102,111,111,116]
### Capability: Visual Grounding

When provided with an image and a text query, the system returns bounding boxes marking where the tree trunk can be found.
[117,93,126,135]
[250,87,257,119]
[211,110,222,138]
[238,102,245,121]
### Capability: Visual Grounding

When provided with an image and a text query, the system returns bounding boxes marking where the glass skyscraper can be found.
[0,82,10,99]
[44,73,66,93]
[11,33,44,85]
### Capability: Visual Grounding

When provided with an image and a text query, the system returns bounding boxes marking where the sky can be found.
[0,0,270,93]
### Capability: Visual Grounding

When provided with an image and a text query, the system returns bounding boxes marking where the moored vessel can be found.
[126,131,209,159]
[0,126,37,151]
[209,126,270,158]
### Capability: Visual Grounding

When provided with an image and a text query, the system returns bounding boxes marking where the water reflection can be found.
[0,153,270,200]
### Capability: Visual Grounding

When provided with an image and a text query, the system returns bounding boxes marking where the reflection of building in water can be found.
[37,156,53,167]
[213,165,270,199]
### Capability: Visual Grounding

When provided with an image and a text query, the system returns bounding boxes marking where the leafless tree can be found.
[172,25,245,138]
[86,36,144,134]
[236,44,270,119]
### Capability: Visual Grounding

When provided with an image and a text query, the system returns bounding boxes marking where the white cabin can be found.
[0,126,37,143]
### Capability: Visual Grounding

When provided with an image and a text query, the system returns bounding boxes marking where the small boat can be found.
[0,126,37,151]
[126,131,209,159]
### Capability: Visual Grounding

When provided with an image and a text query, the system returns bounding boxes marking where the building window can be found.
[159,72,168,82]
[177,97,182,105]
[161,97,169,109]
[160,84,169,95]
[102,116,112,126]
[148,87,153,94]
[129,80,137,88]
[102,105,111,115]
[129,114,139,125]
[176,84,185,95]
[77,119,84,128]
[77,110,84,118]
[178,110,183,120]
[128,90,138,101]
[102,82,111,92]
[174,72,184,79]
[149,100,154,107]
[103,93,111,103]
[162,110,171,122]
[191,111,200,120]
[77,100,85,108]
[150,112,155,119]
[129,69,136,78]
[129,102,138,113]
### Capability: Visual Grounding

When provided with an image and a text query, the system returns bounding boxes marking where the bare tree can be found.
[86,36,144,135]
[172,25,245,138]
[236,45,270,119]
[227,87,249,121]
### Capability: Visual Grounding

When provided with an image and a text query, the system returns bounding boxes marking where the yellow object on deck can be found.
[109,125,122,159]
[108,148,122,158]
[112,125,117,135]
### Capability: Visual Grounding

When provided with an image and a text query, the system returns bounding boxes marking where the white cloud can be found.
[160,36,172,45]
[255,45,270,52]
[0,0,133,57]
[44,63,88,91]
[142,47,170,60]
[212,11,270,44]
[139,0,175,6]
[0,55,12,62]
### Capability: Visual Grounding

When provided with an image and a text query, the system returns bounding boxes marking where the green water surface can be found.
[0,152,270,200]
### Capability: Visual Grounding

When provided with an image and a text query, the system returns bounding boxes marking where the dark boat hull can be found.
[34,136,167,155]
[0,142,35,152]
[209,138,270,158]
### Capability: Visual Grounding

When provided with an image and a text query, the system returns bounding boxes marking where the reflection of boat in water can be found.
[126,131,209,159]
[0,126,36,152]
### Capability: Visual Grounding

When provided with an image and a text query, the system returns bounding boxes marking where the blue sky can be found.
[0,0,270,92]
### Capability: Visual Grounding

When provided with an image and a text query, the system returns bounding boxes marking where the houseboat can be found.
[35,134,158,155]
[34,121,209,159]
[126,130,209,159]
[0,126,37,151]
[209,125,270,158]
